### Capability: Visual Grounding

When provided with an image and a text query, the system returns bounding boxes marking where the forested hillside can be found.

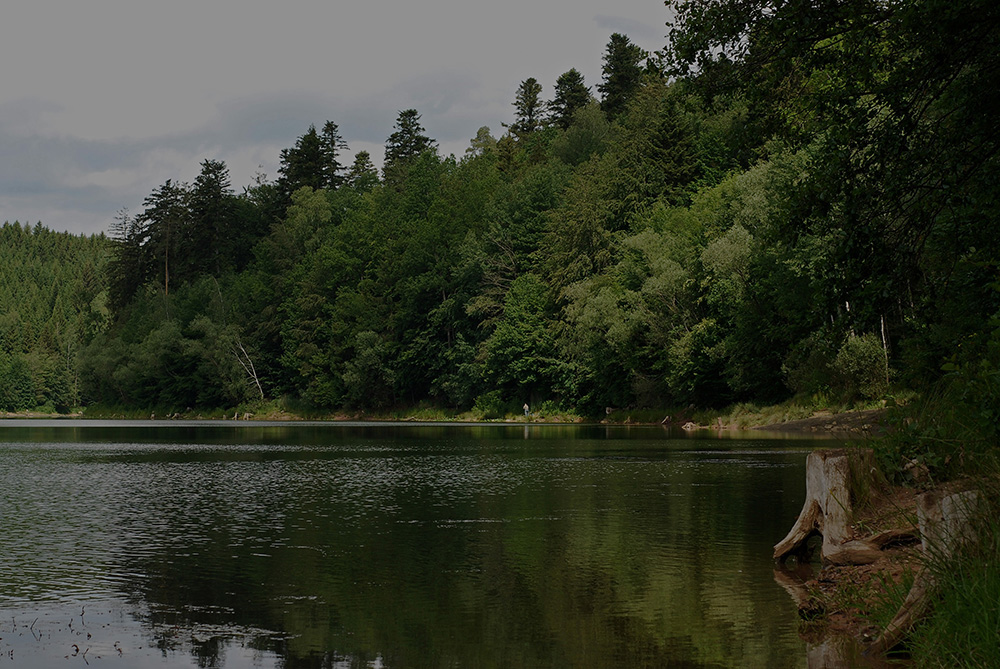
[12,0,998,418]
[0,222,108,412]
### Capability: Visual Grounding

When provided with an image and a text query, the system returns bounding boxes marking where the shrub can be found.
[833,333,890,401]
[473,391,507,420]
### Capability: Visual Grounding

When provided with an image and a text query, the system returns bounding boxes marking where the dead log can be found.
[866,488,978,656]
[774,449,882,565]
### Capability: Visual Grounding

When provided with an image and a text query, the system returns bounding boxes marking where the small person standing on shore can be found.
[523,403,529,418]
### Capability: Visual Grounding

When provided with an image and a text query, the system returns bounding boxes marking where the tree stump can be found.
[866,487,978,656]
[774,449,882,565]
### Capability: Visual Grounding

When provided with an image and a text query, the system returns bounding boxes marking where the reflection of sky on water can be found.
[1,604,287,669]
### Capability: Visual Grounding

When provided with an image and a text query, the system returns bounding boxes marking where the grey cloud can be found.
[2,0,669,235]
[594,14,667,47]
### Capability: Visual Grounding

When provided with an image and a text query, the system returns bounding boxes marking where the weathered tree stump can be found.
[866,487,978,656]
[774,449,882,565]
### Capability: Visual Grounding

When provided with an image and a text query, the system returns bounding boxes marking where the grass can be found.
[832,567,916,633]
[71,393,892,427]
[907,473,1000,668]
[688,393,892,430]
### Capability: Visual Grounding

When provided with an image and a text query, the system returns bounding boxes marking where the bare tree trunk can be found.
[234,338,265,400]
[867,488,978,656]
[774,449,882,566]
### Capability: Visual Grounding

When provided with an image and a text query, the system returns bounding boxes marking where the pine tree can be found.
[550,69,591,129]
[383,109,436,181]
[319,121,349,189]
[346,151,380,192]
[599,33,647,121]
[511,77,546,138]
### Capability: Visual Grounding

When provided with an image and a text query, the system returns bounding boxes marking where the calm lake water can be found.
[0,420,844,667]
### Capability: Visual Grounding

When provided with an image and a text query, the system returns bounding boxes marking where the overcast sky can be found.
[1,0,670,236]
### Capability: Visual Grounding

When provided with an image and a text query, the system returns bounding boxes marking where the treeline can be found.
[0,222,108,412]
[33,3,1000,415]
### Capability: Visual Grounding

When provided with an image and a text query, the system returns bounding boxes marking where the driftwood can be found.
[866,487,978,656]
[774,449,883,565]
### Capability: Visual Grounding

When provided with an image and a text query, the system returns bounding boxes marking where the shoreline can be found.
[0,406,890,435]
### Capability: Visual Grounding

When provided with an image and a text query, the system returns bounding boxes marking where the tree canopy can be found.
[2,12,991,423]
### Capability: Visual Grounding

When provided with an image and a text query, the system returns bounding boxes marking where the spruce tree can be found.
[187,159,235,276]
[346,151,380,192]
[550,69,591,129]
[319,121,349,189]
[140,179,189,297]
[511,77,546,138]
[383,109,436,181]
[599,33,647,121]
[278,125,324,197]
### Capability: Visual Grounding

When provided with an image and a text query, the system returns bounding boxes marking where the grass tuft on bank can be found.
[906,472,1000,668]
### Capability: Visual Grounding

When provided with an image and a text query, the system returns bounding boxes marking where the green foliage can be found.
[599,32,647,121]
[550,102,610,166]
[67,10,1000,432]
[876,314,1000,482]
[342,331,396,410]
[472,390,508,420]
[666,318,728,407]
[909,474,1000,668]
[549,68,591,130]
[0,222,108,412]
[782,330,838,396]
[277,121,349,199]
[482,274,568,404]
[78,276,261,410]
[832,334,890,401]
[510,77,546,138]
[383,109,436,183]
[345,150,380,192]
[0,352,34,411]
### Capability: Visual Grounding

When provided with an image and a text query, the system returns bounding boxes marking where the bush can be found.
[876,328,1000,482]
[833,333,890,401]
[473,391,507,420]
[782,331,837,396]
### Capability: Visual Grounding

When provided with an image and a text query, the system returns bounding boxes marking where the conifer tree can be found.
[510,77,546,138]
[319,121,349,189]
[277,121,349,200]
[599,33,647,121]
[346,151,380,192]
[187,159,235,276]
[278,125,324,197]
[550,69,591,129]
[140,179,189,297]
[107,208,148,312]
[383,109,436,181]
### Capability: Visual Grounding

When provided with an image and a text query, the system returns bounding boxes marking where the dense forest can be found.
[4,0,998,423]
[0,222,108,412]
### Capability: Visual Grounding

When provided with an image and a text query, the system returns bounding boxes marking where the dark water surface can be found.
[1,420,832,667]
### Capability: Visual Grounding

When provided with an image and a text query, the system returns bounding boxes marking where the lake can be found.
[0,420,849,667]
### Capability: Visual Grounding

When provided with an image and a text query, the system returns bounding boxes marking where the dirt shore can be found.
[752,408,889,437]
